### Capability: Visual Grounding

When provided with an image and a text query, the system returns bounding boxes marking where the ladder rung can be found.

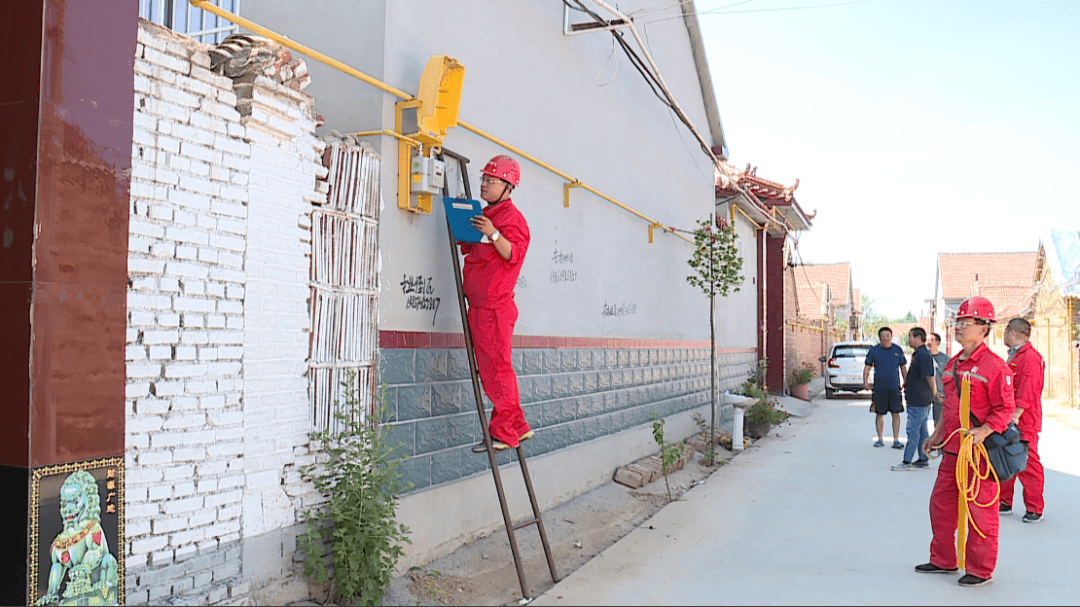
[513,518,539,531]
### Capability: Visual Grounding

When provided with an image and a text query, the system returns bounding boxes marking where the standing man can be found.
[916,296,1015,587]
[1000,317,1045,523]
[892,328,938,470]
[864,326,908,448]
[928,332,950,427]
[462,155,533,453]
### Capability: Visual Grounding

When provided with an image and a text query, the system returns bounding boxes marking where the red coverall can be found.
[930,342,1015,579]
[461,198,531,447]
[1001,341,1045,515]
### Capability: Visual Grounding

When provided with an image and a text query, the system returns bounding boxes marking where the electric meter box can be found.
[410,156,445,194]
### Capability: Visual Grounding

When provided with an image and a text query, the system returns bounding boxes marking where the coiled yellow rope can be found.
[929,372,1000,568]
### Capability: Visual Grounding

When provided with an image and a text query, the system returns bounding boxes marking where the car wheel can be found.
[825,388,836,399]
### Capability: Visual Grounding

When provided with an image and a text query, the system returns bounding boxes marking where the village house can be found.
[1026,229,1080,404]
[784,261,857,375]
[714,164,813,393]
[932,251,1040,357]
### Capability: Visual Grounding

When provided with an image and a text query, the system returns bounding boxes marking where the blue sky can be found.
[682,0,1079,319]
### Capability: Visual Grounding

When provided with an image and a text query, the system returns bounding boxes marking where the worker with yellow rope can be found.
[914,296,1015,587]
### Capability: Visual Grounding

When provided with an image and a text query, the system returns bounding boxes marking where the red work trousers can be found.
[1000,432,1044,514]
[468,301,530,447]
[929,453,1000,579]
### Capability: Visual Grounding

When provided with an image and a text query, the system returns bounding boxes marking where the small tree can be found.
[650,413,685,501]
[686,215,744,464]
[860,294,889,340]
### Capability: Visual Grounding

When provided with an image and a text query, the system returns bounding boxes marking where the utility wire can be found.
[636,0,870,25]
[629,0,756,19]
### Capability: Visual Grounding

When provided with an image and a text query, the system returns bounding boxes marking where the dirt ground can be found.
[380,443,740,607]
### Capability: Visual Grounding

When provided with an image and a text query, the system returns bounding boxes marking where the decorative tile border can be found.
[380,330,756,352]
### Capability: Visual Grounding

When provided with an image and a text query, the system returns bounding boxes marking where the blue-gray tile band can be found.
[380,347,757,492]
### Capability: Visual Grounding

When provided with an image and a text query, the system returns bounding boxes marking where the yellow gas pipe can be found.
[189,0,693,244]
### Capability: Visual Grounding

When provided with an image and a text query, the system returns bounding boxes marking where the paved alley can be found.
[534,391,1080,605]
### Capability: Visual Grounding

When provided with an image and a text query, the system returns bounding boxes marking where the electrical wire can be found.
[594,33,620,86]
[637,0,870,25]
[629,0,756,20]
[566,1,670,104]
[566,1,743,192]
[643,19,711,179]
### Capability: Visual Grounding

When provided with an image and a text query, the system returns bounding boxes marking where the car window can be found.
[833,346,870,358]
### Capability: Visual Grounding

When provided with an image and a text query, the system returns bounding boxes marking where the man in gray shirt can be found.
[928,332,950,426]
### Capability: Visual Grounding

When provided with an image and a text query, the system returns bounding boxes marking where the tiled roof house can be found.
[934,251,1039,322]
[788,262,857,338]
[933,251,1039,356]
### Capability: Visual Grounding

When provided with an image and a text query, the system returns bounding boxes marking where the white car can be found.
[819,341,875,399]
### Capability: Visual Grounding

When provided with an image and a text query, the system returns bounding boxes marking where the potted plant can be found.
[746,396,789,439]
[735,360,788,439]
[788,361,815,401]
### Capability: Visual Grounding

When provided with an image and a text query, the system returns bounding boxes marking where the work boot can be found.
[958,574,992,587]
[915,563,958,574]
[471,439,511,453]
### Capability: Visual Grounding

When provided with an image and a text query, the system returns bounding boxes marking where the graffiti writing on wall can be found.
[401,274,441,326]
[550,269,578,283]
[550,247,577,283]
[602,301,637,318]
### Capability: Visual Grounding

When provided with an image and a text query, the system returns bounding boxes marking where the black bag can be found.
[951,358,1029,481]
[971,413,1029,482]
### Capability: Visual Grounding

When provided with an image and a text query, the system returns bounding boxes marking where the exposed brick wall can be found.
[125,20,324,605]
[126,23,250,604]
[784,265,829,390]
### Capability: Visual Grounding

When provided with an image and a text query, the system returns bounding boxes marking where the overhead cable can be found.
[637,0,869,25]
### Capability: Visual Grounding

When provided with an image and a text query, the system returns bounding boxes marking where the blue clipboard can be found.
[443,197,486,243]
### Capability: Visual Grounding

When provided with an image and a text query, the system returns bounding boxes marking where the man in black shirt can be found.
[892,327,939,470]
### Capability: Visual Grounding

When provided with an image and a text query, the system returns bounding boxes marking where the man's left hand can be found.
[470,215,495,237]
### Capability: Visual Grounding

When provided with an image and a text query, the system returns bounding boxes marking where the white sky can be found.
[679,0,1079,319]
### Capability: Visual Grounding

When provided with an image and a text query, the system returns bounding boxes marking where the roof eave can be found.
[682,1,727,159]
[765,199,812,232]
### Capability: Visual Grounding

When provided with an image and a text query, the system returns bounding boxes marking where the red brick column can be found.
[0,1,136,602]
[765,235,785,393]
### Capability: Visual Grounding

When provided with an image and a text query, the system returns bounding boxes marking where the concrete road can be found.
[534,391,1080,605]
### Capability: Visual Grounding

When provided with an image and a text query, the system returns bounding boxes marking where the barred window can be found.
[309,138,381,432]
[138,0,241,45]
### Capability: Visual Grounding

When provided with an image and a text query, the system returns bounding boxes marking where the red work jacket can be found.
[939,342,1016,453]
[461,199,530,308]
[1008,341,1044,434]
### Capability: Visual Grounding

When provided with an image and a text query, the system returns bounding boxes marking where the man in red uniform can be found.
[1000,317,1045,523]
[462,155,532,452]
[916,296,1015,587]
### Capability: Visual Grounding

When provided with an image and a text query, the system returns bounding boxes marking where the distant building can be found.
[714,163,813,393]
[932,251,1039,356]
[1026,230,1080,403]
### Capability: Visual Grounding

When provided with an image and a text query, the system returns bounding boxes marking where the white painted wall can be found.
[715,203,760,350]
[243,0,721,340]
